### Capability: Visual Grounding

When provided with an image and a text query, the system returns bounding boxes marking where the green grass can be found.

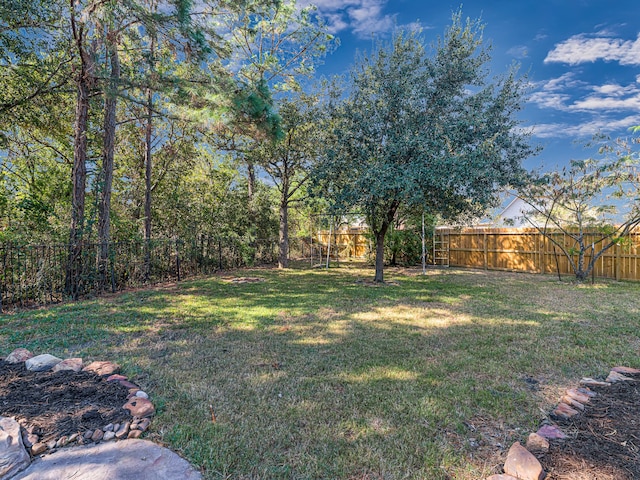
[2,265,639,479]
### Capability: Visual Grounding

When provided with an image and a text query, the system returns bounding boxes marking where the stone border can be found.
[2,348,156,458]
[485,365,640,480]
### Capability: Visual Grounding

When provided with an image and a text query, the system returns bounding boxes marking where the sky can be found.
[303,0,640,171]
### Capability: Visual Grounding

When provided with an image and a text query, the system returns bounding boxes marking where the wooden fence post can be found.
[615,243,622,281]
[539,233,545,274]
[483,232,488,270]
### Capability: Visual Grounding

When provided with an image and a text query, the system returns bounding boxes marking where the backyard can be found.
[1,265,639,479]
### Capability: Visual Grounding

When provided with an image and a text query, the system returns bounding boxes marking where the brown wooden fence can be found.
[435,227,640,281]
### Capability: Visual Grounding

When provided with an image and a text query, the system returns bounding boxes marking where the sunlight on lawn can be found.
[2,266,639,479]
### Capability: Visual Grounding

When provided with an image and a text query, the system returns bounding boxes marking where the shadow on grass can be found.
[1,266,638,479]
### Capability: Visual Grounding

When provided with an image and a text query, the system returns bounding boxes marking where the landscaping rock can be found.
[561,395,585,410]
[91,429,104,442]
[606,370,635,383]
[106,374,128,382]
[127,430,142,439]
[119,380,139,390]
[21,431,38,449]
[137,418,151,432]
[536,424,566,441]
[580,377,610,387]
[553,402,579,419]
[102,431,115,441]
[52,358,83,373]
[114,423,129,439]
[25,354,62,372]
[0,416,30,479]
[5,348,33,364]
[123,397,155,418]
[577,387,597,397]
[135,390,149,399]
[11,439,202,479]
[503,442,545,480]
[486,475,519,480]
[565,388,590,404]
[82,361,120,376]
[526,433,550,453]
[30,443,47,456]
[55,436,68,448]
[611,366,640,375]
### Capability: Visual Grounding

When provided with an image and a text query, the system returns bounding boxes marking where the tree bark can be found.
[372,201,400,283]
[98,33,120,289]
[66,7,94,298]
[374,228,387,283]
[247,162,256,204]
[278,200,289,268]
[143,33,155,281]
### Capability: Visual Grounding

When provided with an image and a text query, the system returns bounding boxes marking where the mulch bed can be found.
[540,373,640,479]
[0,360,133,445]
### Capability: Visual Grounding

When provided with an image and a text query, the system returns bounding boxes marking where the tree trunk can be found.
[374,227,387,283]
[278,200,289,268]
[98,35,120,289]
[371,201,400,283]
[143,33,155,281]
[247,162,256,204]
[66,16,94,298]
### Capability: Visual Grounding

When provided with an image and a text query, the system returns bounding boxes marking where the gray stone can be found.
[5,349,33,364]
[25,354,62,372]
[135,391,149,399]
[0,416,30,479]
[11,439,202,480]
[577,387,597,397]
[102,431,115,441]
[503,442,545,480]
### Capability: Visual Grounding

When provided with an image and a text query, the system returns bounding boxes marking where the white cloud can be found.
[571,94,640,112]
[529,75,640,113]
[544,33,640,66]
[302,0,397,37]
[507,45,528,59]
[531,115,640,139]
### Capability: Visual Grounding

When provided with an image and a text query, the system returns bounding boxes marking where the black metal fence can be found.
[0,236,278,310]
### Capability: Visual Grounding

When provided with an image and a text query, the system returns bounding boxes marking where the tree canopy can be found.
[314,16,535,282]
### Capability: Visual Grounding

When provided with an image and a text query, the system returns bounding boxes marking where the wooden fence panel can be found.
[438,227,640,281]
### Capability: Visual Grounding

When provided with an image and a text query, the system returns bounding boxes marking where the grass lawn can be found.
[1,264,639,479]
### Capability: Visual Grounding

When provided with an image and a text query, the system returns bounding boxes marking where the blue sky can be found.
[304,0,640,171]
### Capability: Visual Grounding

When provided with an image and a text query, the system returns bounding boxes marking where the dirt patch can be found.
[540,375,640,479]
[0,360,133,444]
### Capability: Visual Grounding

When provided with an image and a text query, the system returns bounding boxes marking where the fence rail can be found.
[0,236,277,310]
[435,227,640,281]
